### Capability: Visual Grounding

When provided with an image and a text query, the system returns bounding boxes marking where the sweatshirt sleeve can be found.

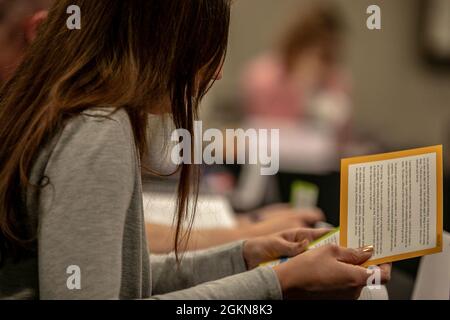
[151,266,282,300]
[149,241,282,300]
[151,241,247,294]
[37,115,134,299]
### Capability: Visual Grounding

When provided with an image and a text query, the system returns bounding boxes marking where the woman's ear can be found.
[24,10,48,44]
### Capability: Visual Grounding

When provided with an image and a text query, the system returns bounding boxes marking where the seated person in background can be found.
[240,2,352,151]
[0,0,325,256]
[232,2,352,214]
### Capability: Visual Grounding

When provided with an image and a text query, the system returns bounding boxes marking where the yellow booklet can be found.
[260,145,443,268]
[340,145,443,266]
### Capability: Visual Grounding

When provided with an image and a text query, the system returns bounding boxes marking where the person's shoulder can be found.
[28,107,136,188]
[80,107,131,131]
[49,107,134,162]
[63,107,132,143]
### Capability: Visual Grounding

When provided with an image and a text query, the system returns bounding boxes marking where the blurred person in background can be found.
[231,2,352,214]
[0,0,325,255]
[241,2,352,153]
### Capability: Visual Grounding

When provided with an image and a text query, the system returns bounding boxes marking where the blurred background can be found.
[195,0,450,299]
[203,0,450,150]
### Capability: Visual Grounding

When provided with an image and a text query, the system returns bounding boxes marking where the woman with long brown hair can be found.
[0,0,390,299]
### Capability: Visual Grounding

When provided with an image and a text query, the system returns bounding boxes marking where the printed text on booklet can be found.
[340,145,443,266]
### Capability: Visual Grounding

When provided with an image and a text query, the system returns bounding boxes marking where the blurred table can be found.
[142,177,237,230]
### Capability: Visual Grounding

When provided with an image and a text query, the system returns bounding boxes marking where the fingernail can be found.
[300,239,309,247]
[297,239,309,251]
[359,245,374,253]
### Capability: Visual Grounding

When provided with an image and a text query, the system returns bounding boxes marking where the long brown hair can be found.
[0,0,231,262]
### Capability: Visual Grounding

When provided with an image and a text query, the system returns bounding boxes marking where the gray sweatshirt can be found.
[0,108,282,300]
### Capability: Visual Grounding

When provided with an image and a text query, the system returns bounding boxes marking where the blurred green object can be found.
[290,180,319,209]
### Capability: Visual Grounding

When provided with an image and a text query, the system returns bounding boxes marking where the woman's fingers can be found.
[336,262,373,289]
[378,263,392,283]
[334,245,374,266]
[275,227,330,256]
[276,238,310,257]
[333,245,394,289]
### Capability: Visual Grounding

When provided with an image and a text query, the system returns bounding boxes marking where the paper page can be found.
[412,232,450,300]
[340,145,443,265]
[308,227,340,249]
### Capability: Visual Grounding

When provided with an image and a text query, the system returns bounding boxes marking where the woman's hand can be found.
[273,244,392,300]
[242,228,330,270]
